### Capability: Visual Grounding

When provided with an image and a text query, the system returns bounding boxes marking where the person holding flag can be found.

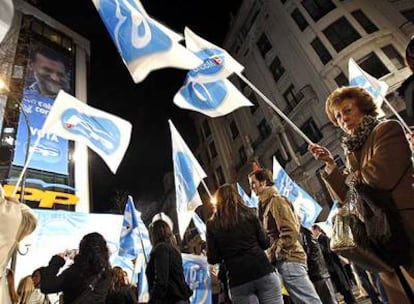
[146,214,192,304]
[308,86,414,303]
[248,169,322,304]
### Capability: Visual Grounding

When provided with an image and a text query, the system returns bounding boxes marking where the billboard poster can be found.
[12,41,72,174]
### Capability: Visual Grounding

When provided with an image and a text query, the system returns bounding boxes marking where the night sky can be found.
[38,0,242,212]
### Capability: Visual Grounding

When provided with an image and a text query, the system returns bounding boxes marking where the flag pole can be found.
[137,226,148,265]
[381,97,412,134]
[237,73,314,144]
[354,64,412,134]
[200,179,213,200]
[11,133,42,197]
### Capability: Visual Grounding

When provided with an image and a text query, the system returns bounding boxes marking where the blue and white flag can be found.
[119,195,152,260]
[169,120,207,238]
[173,77,252,117]
[237,183,258,209]
[41,90,132,174]
[184,27,244,83]
[348,58,388,117]
[272,157,322,228]
[183,254,212,304]
[192,213,206,242]
[91,0,202,83]
[0,0,14,43]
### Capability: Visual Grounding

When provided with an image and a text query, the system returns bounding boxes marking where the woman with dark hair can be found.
[105,266,137,304]
[146,216,192,304]
[308,86,414,303]
[206,184,283,304]
[40,232,112,304]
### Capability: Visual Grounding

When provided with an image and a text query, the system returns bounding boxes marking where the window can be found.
[302,0,336,22]
[202,120,211,138]
[351,10,378,34]
[257,34,272,57]
[335,72,348,87]
[270,56,285,82]
[401,8,414,23]
[358,52,389,78]
[283,85,299,111]
[258,119,271,140]
[216,167,225,185]
[209,141,218,159]
[249,93,259,113]
[382,45,405,70]
[297,119,323,155]
[311,37,332,64]
[239,147,247,163]
[323,17,361,52]
[291,9,309,31]
[273,150,290,168]
[229,120,239,139]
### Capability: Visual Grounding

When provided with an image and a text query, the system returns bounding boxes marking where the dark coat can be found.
[106,285,138,304]
[206,212,273,287]
[299,226,330,282]
[41,255,111,304]
[145,242,192,304]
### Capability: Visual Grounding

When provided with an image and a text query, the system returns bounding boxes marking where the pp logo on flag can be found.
[188,48,225,78]
[61,108,120,155]
[180,80,227,110]
[98,0,172,63]
[174,152,198,210]
[350,75,381,99]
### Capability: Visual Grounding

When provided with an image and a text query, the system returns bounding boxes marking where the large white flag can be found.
[184,27,244,83]
[91,0,202,83]
[272,157,322,228]
[348,58,388,117]
[0,0,13,43]
[169,120,207,238]
[41,90,132,174]
[173,77,252,117]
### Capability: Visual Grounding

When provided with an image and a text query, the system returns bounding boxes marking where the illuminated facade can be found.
[192,0,414,217]
[0,0,90,211]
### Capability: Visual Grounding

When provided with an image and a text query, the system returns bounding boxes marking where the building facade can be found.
[0,0,90,211]
[191,0,414,216]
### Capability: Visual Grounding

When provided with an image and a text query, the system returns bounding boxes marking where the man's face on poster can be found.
[30,53,69,96]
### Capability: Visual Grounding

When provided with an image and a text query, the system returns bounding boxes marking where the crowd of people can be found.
[1,30,414,304]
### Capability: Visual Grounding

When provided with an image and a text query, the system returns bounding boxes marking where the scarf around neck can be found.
[341,115,380,154]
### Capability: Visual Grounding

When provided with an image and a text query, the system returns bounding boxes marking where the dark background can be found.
[38,0,242,212]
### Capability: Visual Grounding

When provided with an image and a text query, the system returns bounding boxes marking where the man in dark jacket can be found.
[300,226,338,304]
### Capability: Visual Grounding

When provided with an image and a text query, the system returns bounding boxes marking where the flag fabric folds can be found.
[169,120,207,238]
[41,90,132,174]
[0,0,13,43]
[236,183,258,209]
[192,213,206,242]
[272,157,322,228]
[173,77,253,117]
[184,27,244,83]
[119,195,152,260]
[91,0,202,83]
[348,58,388,116]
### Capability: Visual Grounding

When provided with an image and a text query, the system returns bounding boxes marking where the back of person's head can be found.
[76,232,110,276]
[406,36,414,72]
[110,266,127,291]
[17,275,35,304]
[212,183,253,231]
[248,168,274,186]
[149,219,178,250]
[31,267,43,288]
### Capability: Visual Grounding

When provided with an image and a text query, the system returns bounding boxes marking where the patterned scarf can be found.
[341,115,380,154]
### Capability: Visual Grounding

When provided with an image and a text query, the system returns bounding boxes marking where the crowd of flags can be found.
[2,0,409,286]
